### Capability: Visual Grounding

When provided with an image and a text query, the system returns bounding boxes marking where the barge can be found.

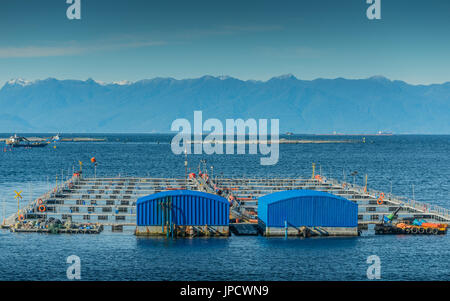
[5,134,49,148]
[374,204,448,235]
[10,217,103,234]
[374,223,447,235]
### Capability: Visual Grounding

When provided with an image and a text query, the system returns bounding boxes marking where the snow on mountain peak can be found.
[112,80,133,86]
[271,73,297,80]
[7,78,32,86]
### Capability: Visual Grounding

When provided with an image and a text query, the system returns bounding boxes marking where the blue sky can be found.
[0,0,449,86]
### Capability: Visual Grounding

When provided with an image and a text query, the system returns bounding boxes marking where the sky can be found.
[0,0,449,86]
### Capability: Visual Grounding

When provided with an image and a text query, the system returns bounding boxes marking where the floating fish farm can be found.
[3,168,449,237]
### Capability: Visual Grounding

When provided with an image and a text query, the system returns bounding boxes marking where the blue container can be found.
[258,190,357,227]
[137,190,229,226]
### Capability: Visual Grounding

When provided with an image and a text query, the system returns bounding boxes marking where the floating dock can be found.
[4,170,449,235]
[10,227,103,234]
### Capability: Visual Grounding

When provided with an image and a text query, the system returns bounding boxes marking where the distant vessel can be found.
[316,131,394,136]
[5,134,49,148]
[286,132,294,136]
[376,131,393,136]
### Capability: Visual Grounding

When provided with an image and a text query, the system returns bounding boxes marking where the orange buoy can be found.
[377,192,385,205]
[18,214,25,221]
[38,205,46,212]
[91,157,96,163]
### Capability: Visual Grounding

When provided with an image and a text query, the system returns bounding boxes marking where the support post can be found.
[184,145,188,189]
[166,221,169,238]
[161,201,164,233]
[285,220,288,239]
[169,198,172,238]
[364,174,368,193]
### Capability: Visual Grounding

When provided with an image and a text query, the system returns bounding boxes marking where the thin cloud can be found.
[172,24,283,40]
[0,25,281,58]
[0,40,166,58]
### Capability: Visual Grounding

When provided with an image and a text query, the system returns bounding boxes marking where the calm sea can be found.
[0,134,449,280]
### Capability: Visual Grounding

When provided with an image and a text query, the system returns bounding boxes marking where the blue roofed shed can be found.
[137,190,229,226]
[258,190,358,228]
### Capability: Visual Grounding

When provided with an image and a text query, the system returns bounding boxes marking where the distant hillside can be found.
[0,75,449,133]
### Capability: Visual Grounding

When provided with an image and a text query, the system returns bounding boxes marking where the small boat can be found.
[52,134,60,141]
[376,131,393,136]
[5,134,49,148]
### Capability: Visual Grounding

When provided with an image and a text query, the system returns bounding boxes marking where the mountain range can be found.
[0,75,449,134]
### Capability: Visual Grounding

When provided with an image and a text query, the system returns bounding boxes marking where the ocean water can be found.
[0,134,449,281]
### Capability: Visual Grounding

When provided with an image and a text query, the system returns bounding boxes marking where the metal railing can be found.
[324,177,450,222]
[5,174,81,225]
